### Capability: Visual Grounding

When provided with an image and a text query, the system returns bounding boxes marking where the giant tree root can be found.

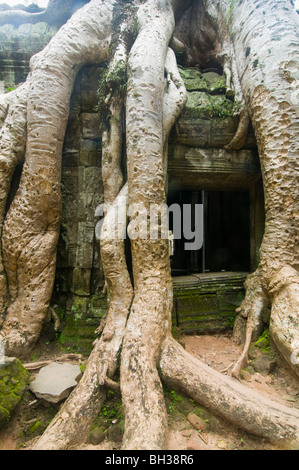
[269,266,299,379]
[0,0,114,357]
[159,335,299,447]
[230,270,269,378]
[33,332,299,450]
[33,183,132,450]
[0,83,28,323]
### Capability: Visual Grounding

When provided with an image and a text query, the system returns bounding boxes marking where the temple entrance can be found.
[167,189,250,276]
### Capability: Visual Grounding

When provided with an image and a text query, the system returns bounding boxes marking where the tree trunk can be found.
[0,0,298,451]
[1,0,115,357]
[213,0,299,377]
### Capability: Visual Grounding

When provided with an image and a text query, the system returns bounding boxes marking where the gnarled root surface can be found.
[269,266,299,379]
[0,0,114,357]
[33,331,299,450]
[159,335,299,447]
[1,0,299,452]
[231,269,269,378]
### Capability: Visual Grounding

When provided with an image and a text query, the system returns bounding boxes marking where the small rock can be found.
[107,423,123,442]
[253,373,263,383]
[248,346,261,360]
[29,362,82,403]
[187,412,209,431]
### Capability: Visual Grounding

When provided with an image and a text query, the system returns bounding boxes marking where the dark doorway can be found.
[167,189,250,275]
[204,191,250,272]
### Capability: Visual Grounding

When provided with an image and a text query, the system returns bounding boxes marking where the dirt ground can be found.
[0,332,298,451]
[165,333,299,451]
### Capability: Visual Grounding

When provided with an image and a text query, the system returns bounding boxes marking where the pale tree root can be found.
[119,1,187,450]
[232,265,299,380]
[268,266,299,379]
[224,107,250,151]
[230,269,270,378]
[159,335,299,448]
[99,184,133,342]
[100,25,128,207]
[0,83,28,324]
[0,0,113,357]
[33,187,132,450]
[221,36,250,151]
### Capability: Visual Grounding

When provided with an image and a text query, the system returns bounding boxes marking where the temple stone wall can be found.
[54,65,108,353]
[0,22,58,90]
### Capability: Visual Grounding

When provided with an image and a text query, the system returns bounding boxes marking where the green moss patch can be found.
[0,357,29,427]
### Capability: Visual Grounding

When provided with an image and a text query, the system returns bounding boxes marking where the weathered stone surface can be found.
[0,357,29,427]
[178,67,226,94]
[168,146,260,190]
[252,355,277,376]
[29,363,82,403]
[89,426,106,445]
[171,67,257,149]
[183,91,234,120]
[173,273,246,334]
[81,113,101,140]
[0,22,58,87]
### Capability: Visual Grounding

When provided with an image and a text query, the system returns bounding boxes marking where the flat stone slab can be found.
[29,362,82,403]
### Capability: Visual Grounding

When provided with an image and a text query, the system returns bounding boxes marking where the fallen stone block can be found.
[29,362,82,403]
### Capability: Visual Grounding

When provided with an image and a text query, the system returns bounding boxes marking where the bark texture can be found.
[1,0,115,357]
[214,0,299,377]
[120,1,187,450]
[0,0,298,451]
[160,335,299,447]
[0,83,28,324]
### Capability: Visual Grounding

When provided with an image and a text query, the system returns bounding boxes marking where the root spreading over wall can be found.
[0,0,298,450]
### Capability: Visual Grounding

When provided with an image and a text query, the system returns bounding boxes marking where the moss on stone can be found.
[179,67,226,94]
[178,66,234,122]
[0,357,29,427]
[57,294,107,355]
[183,92,234,120]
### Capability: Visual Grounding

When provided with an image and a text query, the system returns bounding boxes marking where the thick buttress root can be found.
[159,335,299,446]
[269,266,299,379]
[120,3,188,449]
[0,83,28,324]
[231,265,299,379]
[0,0,114,356]
[230,270,269,378]
[33,188,132,450]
